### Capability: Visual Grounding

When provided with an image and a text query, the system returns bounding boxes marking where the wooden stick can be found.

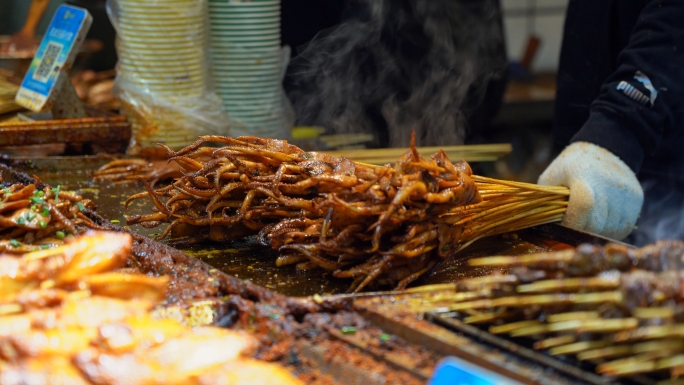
[550,340,610,356]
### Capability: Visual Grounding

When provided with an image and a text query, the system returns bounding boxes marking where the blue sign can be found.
[17,5,90,110]
[429,357,524,385]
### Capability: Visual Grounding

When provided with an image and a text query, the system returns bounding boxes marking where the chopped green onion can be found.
[30,197,46,204]
[16,217,26,225]
[110,219,120,224]
[341,326,357,335]
[77,202,85,211]
[9,239,19,247]
[380,333,391,342]
[39,221,47,229]
[56,231,65,240]
[41,207,50,218]
[40,245,50,250]
[30,205,36,211]
[26,213,36,221]
[53,185,61,202]
[302,153,313,159]
[36,191,44,197]
[2,188,10,195]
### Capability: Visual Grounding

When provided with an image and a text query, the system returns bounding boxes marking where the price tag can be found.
[429,357,525,385]
[15,4,92,112]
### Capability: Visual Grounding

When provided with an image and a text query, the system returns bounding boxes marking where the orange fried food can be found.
[0,231,132,301]
[0,230,302,385]
[198,359,305,385]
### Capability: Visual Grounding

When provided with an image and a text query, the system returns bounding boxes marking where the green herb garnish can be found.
[77,202,85,211]
[41,245,50,250]
[16,217,26,225]
[110,219,120,224]
[341,326,357,335]
[53,185,61,202]
[41,207,50,218]
[302,153,313,159]
[380,333,391,342]
[36,191,44,197]
[9,239,20,247]
[30,197,46,205]
[39,221,47,229]
[26,213,36,221]
[56,231,65,240]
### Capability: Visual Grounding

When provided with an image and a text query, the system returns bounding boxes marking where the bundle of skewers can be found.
[0,178,104,252]
[124,135,569,292]
[413,240,684,380]
[0,230,302,385]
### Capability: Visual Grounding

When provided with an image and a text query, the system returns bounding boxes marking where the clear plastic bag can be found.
[107,0,230,153]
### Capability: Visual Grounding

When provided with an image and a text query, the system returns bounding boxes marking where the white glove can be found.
[538,141,644,240]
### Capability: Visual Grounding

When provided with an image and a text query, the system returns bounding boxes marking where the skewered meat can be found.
[416,240,684,379]
[125,135,569,292]
[92,158,183,187]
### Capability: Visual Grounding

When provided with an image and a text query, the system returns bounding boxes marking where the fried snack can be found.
[92,158,182,187]
[0,230,303,385]
[125,135,569,292]
[412,240,684,379]
[0,179,104,253]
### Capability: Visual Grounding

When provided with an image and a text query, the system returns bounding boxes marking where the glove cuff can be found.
[571,110,645,175]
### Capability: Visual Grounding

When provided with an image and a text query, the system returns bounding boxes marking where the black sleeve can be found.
[571,0,684,173]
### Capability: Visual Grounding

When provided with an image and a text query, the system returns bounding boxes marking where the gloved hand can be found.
[538,141,644,240]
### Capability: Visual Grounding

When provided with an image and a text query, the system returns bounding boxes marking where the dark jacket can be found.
[554,0,684,185]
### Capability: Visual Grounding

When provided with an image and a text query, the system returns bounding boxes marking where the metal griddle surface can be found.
[8,156,617,297]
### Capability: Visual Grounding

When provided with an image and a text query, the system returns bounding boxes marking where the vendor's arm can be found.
[572,0,684,173]
[540,0,684,240]
[1,0,51,53]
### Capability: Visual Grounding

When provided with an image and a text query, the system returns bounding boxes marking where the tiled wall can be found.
[501,0,568,72]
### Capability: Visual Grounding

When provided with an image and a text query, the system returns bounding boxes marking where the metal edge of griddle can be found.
[353,300,576,385]
[323,324,431,382]
[529,223,633,248]
[426,311,658,385]
[425,311,614,385]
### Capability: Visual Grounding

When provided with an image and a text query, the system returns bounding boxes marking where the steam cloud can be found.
[284,0,507,148]
[629,179,684,246]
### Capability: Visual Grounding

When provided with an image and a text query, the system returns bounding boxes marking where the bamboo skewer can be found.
[326,143,513,164]
[407,241,684,380]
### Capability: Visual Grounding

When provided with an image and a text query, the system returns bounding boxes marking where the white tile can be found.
[530,14,566,72]
[502,16,527,63]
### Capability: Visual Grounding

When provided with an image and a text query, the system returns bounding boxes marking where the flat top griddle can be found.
[4,155,620,297]
[1,156,641,385]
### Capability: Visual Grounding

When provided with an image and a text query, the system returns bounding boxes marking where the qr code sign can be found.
[32,42,63,83]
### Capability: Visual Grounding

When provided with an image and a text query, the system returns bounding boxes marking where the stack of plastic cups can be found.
[114,0,213,150]
[208,0,287,138]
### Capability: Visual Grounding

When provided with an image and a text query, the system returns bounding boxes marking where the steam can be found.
[285,0,507,147]
[629,179,684,246]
